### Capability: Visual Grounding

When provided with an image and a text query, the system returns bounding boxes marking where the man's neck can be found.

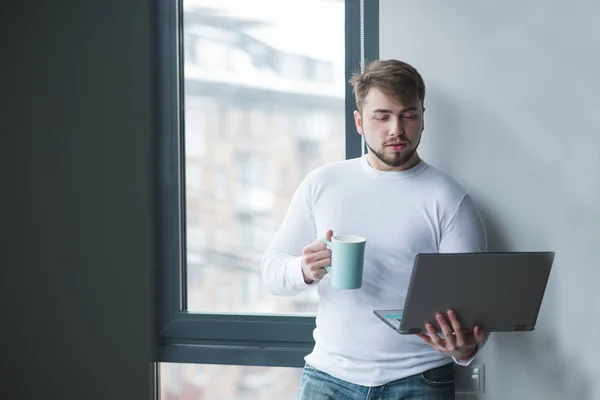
[366,152,421,172]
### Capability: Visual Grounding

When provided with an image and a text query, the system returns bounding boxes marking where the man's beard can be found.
[365,137,421,168]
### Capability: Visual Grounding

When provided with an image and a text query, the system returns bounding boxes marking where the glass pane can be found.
[183,0,346,314]
[161,363,302,400]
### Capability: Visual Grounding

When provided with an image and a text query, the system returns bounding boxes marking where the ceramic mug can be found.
[318,235,366,289]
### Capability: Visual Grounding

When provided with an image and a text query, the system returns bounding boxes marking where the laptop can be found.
[374,252,555,334]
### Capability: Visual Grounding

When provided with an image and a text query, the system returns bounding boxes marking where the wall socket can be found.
[454,364,485,394]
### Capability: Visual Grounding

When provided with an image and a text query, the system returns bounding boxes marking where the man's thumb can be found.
[325,229,333,240]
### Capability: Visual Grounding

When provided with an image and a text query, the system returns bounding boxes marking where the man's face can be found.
[353,87,424,171]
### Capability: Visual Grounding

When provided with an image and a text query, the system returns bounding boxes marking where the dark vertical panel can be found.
[0,1,156,399]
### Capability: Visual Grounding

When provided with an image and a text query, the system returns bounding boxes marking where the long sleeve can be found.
[439,194,487,254]
[261,175,318,296]
[439,194,489,366]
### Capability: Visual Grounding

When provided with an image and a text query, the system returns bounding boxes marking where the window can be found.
[184,0,352,317]
[185,163,203,195]
[212,168,229,199]
[234,155,269,190]
[184,104,206,158]
[156,0,379,397]
[248,108,268,138]
[160,364,303,400]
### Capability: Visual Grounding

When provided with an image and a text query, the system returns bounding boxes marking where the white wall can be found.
[380,1,600,399]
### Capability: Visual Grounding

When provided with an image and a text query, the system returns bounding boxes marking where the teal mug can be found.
[318,235,366,289]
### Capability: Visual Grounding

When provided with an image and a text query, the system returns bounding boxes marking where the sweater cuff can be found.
[286,256,311,291]
[452,346,478,366]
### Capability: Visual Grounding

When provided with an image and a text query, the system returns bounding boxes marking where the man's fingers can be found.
[311,269,328,281]
[474,326,486,343]
[304,249,331,265]
[311,257,332,270]
[417,333,435,347]
[301,230,334,282]
[436,314,455,350]
[305,262,327,280]
[313,249,332,261]
[304,241,328,253]
[447,310,465,347]
[425,323,443,348]
[303,230,334,259]
[304,252,332,281]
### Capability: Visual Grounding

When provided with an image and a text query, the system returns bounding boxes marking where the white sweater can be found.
[261,155,487,386]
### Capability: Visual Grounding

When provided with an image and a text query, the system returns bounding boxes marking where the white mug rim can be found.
[332,234,366,243]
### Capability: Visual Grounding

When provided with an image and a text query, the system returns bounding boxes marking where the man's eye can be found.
[404,115,417,120]
[375,116,389,121]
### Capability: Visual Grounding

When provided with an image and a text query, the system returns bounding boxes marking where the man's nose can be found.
[389,119,404,136]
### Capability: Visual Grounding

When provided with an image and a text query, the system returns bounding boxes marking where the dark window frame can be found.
[155,0,379,368]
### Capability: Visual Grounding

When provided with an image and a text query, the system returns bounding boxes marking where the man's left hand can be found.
[416,309,486,360]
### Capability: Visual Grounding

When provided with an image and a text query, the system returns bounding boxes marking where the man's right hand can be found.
[301,229,333,284]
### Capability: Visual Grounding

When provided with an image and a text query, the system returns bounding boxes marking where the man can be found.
[261,59,487,399]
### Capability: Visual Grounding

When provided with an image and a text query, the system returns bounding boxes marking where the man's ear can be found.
[353,110,363,135]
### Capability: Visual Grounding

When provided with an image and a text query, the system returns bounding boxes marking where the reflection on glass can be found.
[161,363,302,400]
[183,0,346,314]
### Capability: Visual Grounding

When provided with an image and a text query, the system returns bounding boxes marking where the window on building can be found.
[212,168,229,199]
[156,0,378,397]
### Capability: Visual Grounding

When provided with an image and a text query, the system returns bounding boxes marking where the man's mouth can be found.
[386,143,408,150]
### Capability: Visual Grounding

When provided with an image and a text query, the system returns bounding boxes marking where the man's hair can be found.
[349,59,426,113]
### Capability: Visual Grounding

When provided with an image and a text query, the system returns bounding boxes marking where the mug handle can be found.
[318,238,332,273]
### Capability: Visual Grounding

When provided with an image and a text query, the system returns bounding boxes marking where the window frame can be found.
[155,0,379,368]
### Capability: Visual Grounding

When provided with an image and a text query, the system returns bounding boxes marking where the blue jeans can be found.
[297,363,455,400]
